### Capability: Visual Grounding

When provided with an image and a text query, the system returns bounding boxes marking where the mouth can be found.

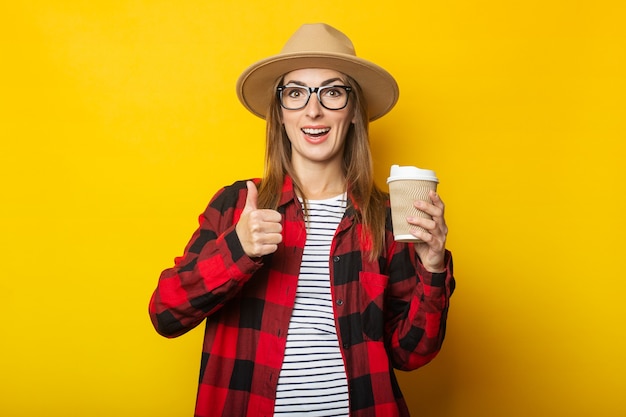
[301,127,331,139]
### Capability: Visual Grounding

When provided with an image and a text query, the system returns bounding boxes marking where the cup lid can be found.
[387,165,439,183]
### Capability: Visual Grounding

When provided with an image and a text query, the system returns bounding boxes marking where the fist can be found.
[235,181,283,258]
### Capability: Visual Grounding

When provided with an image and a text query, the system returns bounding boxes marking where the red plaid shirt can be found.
[149,176,455,417]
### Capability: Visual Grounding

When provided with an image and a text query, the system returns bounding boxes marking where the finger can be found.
[244,227,282,257]
[261,232,283,245]
[260,244,279,256]
[411,228,433,244]
[429,190,445,211]
[257,218,283,234]
[409,224,445,254]
[248,209,283,231]
[257,209,283,224]
[252,233,282,256]
[407,215,447,241]
[407,216,437,233]
[243,181,258,212]
[413,199,444,219]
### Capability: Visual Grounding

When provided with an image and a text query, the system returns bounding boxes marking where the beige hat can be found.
[236,23,399,121]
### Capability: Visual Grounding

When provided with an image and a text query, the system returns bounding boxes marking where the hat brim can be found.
[236,52,399,121]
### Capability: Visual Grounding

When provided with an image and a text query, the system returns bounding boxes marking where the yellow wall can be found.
[1,1,624,416]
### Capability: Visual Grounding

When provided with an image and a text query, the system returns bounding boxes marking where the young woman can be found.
[149,23,455,417]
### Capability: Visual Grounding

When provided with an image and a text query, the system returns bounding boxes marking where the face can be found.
[280,68,355,170]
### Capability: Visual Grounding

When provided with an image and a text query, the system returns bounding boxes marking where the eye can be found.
[322,87,345,98]
[285,87,306,98]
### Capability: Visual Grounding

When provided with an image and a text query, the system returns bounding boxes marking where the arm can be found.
[148,181,263,338]
[384,245,455,370]
[383,191,455,370]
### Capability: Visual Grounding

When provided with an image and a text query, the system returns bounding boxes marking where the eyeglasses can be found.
[277,84,352,110]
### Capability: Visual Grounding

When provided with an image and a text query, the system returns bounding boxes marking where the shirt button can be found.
[336,299,344,306]
[343,343,350,349]
[333,256,340,262]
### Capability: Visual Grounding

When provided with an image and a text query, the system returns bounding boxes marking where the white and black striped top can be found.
[273,193,350,417]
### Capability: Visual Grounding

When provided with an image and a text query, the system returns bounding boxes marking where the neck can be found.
[292,160,346,200]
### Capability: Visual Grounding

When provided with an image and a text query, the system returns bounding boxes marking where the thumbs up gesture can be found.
[235,181,283,258]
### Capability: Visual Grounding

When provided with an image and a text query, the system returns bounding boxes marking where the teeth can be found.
[302,128,330,135]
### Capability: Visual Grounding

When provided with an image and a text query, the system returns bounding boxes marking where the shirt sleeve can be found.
[384,238,455,371]
[148,180,262,338]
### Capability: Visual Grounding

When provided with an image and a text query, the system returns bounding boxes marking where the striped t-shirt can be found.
[273,193,349,416]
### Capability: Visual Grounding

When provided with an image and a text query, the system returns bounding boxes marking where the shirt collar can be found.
[278,175,297,207]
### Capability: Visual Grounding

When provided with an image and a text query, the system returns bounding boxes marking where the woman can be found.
[149,23,455,417]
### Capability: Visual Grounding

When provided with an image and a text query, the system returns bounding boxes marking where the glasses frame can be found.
[277,84,353,111]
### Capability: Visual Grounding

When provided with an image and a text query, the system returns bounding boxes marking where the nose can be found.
[304,92,323,118]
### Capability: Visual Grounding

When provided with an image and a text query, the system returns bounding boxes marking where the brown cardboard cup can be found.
[387,165,439,242]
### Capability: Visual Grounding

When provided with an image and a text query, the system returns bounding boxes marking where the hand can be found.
[407,190,448,273]
[235,181,283,258]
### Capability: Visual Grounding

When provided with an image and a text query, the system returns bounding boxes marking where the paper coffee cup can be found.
[387,165,439,242]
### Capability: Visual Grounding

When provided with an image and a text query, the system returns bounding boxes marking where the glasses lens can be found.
[280,86,309,110]
[319,86,349,110]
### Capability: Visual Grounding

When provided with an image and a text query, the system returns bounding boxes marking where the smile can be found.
[302,127,330,137]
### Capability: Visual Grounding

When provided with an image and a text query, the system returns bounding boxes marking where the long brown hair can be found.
[257,74,387,260]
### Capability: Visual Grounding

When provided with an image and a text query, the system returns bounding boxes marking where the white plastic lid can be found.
[386,165,439,183]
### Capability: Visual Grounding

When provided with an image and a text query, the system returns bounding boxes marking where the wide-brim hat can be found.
[236,23,399,121]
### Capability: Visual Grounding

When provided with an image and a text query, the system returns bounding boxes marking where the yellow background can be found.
[1,1,624,416]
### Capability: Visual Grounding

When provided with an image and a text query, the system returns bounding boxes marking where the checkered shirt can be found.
[149,176,455,417]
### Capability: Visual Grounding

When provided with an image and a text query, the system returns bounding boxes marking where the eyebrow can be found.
[284,77,344,86]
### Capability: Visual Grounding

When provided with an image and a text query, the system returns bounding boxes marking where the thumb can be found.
[243,180,258,212]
